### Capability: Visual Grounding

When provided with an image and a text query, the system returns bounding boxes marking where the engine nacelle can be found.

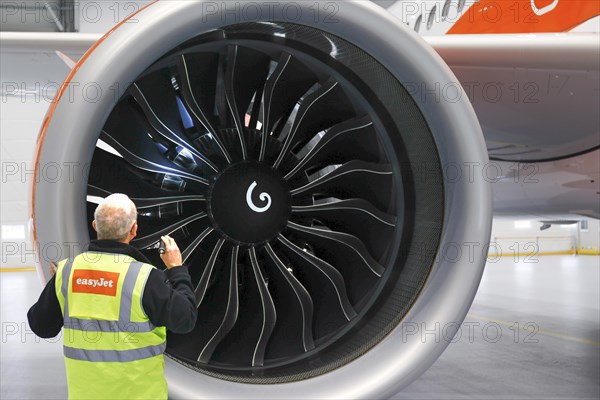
[32,1,491,398]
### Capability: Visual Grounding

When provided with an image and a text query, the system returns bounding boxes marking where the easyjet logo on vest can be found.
[72,270,120,296]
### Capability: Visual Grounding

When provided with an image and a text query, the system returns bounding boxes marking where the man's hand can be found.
[49,262,57,277]
[159,235,183,269]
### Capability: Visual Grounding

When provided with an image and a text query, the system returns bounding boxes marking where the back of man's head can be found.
[94,194,137,241]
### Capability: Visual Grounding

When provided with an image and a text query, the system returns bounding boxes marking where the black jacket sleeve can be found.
[141,266,197,334]
[27,276,64,339]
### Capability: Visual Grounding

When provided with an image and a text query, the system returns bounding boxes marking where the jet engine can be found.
[32,1,491,398]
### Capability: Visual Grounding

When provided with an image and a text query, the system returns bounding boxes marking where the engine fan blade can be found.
[198,245,240,363]
[284,116,380,181]
[272,79,355,169]
[264,243,315,352]
[277,234,356,321]
[248,247,277,367]
[224,45,271,160]
[291,198,397,259]
[177,53,233,163]
[194,238,226,308]
[130,71,219,172]
[291,161,393,212]
[287,221,384,277]
[259,52,318,161]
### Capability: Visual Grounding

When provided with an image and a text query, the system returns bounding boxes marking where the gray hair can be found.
[93,193,137,240]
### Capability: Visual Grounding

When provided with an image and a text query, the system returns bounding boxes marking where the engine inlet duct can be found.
[32,1,491,398]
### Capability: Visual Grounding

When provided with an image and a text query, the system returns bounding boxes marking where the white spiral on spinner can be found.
[246,181,272,213]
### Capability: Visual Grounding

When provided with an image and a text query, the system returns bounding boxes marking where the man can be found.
[28,193,197,399]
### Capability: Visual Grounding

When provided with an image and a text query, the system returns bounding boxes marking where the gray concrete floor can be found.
[394,255,600,400]
[1,256,599,399]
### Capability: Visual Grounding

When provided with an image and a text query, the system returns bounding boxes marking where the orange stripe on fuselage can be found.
[449,0,600,34]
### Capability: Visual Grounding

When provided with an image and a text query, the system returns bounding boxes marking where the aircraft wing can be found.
[0,31,101,55]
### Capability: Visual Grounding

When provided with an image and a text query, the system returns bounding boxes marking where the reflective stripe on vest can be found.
[64,342,166,362]
[60,258,159,361]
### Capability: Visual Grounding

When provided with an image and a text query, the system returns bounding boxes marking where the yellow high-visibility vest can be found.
[55,252,168,400]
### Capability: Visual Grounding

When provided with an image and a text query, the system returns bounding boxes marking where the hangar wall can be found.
[578,218,600,251]
[490,218,600,258]
[1,55,68,268]
[0,0,150,268]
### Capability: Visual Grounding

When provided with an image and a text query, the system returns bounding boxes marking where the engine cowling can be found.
[32,1,491,398]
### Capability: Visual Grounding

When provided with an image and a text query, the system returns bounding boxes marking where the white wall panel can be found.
[0,119,44,140]
[0,181,28,202]
[1,74,61,268]
[579,219,600,250]
[1,52,70,269]
[488,217,597,258]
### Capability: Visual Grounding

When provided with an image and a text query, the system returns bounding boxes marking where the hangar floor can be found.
[1,255,599,399]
